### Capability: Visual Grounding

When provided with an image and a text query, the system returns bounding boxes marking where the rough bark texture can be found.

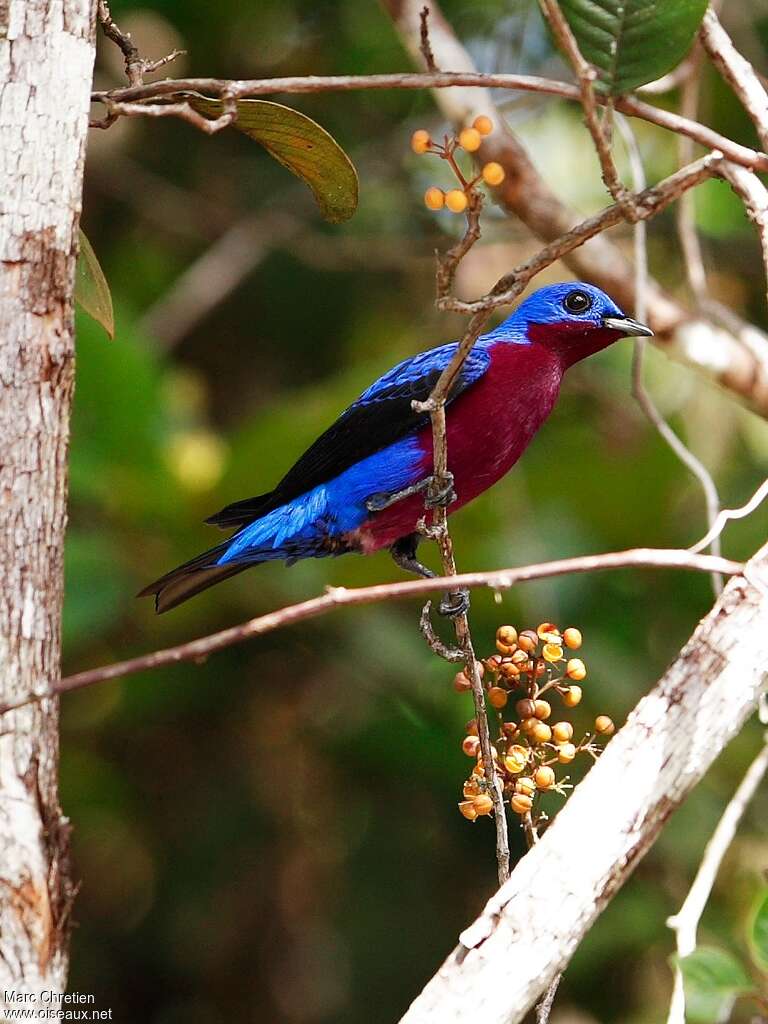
[399,541,768,1024]
[0,0,95,1004]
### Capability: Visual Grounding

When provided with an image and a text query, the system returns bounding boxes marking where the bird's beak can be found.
[601,315,654,337]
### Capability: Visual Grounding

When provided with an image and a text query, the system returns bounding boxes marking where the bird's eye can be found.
[563,290,592,315]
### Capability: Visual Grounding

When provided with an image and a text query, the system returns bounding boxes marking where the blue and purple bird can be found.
[140,282,651,614]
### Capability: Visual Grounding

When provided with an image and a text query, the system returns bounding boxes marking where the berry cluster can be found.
[411,116,506,214]
[454,623,616,828]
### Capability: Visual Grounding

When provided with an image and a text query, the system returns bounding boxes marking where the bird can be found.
[139,282,652,614]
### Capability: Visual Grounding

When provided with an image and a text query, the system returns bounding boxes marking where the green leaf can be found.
[187,95,358,223]
[677,946,753,1023]
[750,890,768,971]
[75,229,114,339]
[556,0,709,95]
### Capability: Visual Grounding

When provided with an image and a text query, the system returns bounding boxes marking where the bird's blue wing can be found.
[206,341,491,529]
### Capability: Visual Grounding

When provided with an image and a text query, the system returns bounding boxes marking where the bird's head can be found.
[498,282,653,367]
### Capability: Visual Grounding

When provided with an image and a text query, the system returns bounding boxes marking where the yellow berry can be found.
[488,686,508,709]
[595,715,615,736]
[557,742,577,764]
[515,776,536,796]
[509,744,528,761]
[531,722,552,744]
[496,625,518,647]
[534,766,556,790]
[521,717,537,734]
[424,186,445,211]
[411,129,431,153]
[534,700,551,721]
[552,721,574,743]
[563,627,582,650]
[516,698,536,719]
[566,658,587,681]
[458,799,478,821]
[453,670,471,693]
[511,793,533,815]
[537,622,559,639]
[562,685,582,707]
[473,793,494,815]
[462,735,480,757]
[518,630,538,653]
[496,642,516,656]
[445,189,469,213]
[458,127,482,152]
[481,161,505,186]
[473,115,494,136]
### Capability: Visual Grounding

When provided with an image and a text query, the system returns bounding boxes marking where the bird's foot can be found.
[365,473,456,514]
[424,471,456,510]
[438,588,470,618]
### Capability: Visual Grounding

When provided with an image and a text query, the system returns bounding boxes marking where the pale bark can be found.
[0,0,96,1005]
[399,541,768,1024]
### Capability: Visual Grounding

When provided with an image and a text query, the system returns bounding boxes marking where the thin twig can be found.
[88,72,768,172]
[666,735,768,1024]
[700,9,768,151]
[419,6,439,73]
[689,477,768,555]
[418,602,463,662]
[537,0,629,206]
[0,550,739,719]
[442,153,723,317]
[616,115,723,597]
[535,975,562,1024]
[97,0,184,88]
[92,96,237,135]
[720,162,768,309]
[676,45,708,301]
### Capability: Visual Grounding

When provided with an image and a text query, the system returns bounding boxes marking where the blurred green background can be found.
[68,2,768,1021]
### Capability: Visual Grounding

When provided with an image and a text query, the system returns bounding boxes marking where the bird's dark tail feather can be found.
[137,543,257,614]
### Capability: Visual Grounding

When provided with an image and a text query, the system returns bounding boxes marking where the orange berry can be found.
[473,115,494,136]
[481,161,505,186]
[534,700,552,721]
[563,627,582,650]
[458,799,478,821]
[515,776,536,796]
[458,127,482,152]
[552,721,573,743]
[496,642,516,656]
[518,630,538,653]
[501,721,519,738]
[534,766,556,790]
[595,715,615,736]
[445,188,469,213]
[562,685,582,707]
[453,670,471,693]
[462,735,480,757]
[566,658,587,681]
[484,654,503,671]
[463,778,481,798]
[557,742,577,764]
[537,622,559,639]
[511,793,533,815]
[473,793,494,815]
[521,717,537,734]
[472,762,485,777]
[411,129,431,153]
[424,186,445,210]
[496,625,518,647]
[531,722,552,744]
[487,686,508,709]
[499,660,520,680]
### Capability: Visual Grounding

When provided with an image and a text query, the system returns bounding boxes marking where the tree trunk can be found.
[0,0,96,1004]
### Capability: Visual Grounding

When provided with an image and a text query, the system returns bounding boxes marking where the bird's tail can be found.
[137,542,258,614]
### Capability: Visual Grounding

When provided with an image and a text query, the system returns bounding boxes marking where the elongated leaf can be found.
[188,95,358,223]
[556,0,708,95]
[75,229,114,339]
[677,946,753,1023]
[750,889,768,971]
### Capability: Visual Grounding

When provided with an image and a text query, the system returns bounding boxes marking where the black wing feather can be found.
[206,345,490,530]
